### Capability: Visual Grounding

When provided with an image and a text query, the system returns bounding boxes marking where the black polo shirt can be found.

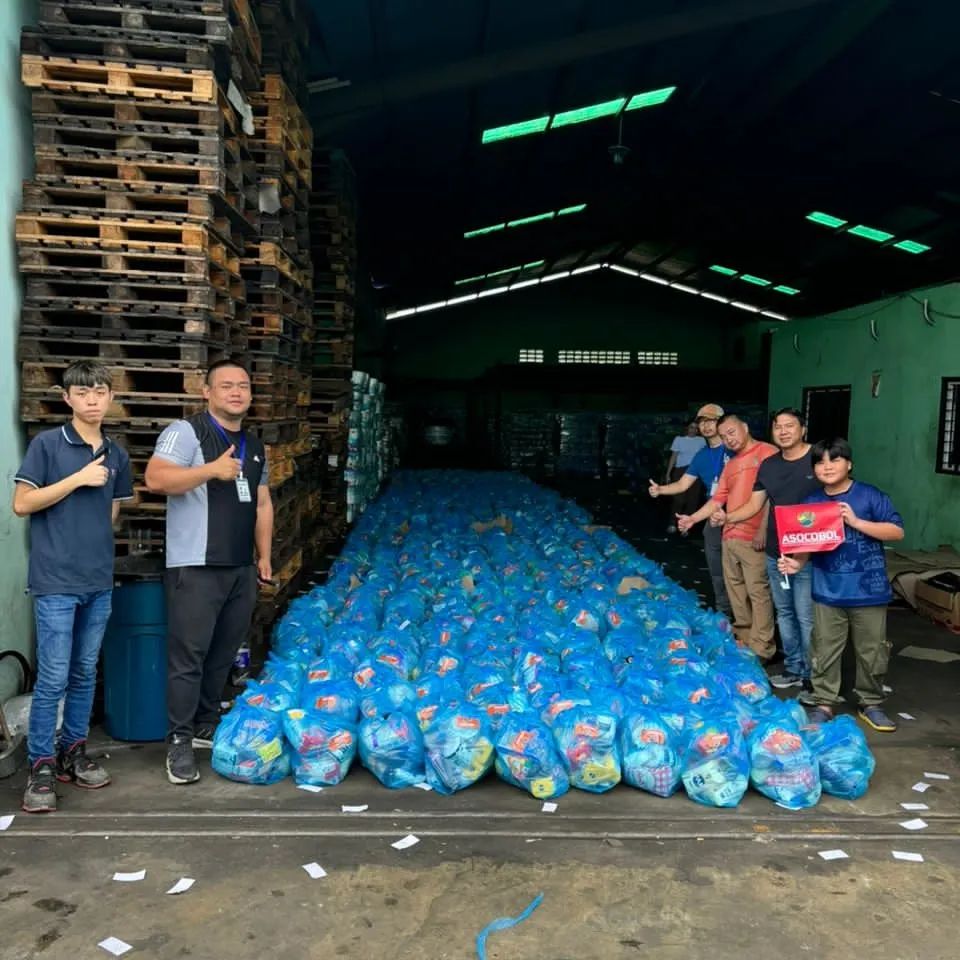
[15,422,133,595]
[152,412,268,568]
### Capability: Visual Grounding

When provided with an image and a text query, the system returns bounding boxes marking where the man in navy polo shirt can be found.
[13,360,133,813]
[648,403,732,616]
[145,358,273,785]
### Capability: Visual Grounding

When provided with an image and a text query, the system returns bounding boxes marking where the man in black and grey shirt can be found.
[146,358,274,784]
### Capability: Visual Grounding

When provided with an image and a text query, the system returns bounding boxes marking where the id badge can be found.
[235,477,252,502]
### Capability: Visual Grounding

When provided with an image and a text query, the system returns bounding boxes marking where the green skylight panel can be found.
[806,211,848,228]
[523,260,546,269]
[557,203,587,216]
[481,116,550,144]
[848,224,894,242]
[463,222,506,239]
[709,264,738,276]
[507,211,555,228]
[740,274,772,286]
[893,239,931,254]
[625,86,677,110]
[550,97,626,129]
[455,274,486,286]
[773,285,800,295]
[487,265,522,278]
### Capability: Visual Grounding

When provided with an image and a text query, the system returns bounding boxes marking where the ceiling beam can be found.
[308,0,837,126]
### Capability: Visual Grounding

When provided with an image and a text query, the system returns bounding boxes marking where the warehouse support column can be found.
[0,0,37,702]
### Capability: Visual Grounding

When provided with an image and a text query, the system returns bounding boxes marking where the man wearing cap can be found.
[648,403,732,616]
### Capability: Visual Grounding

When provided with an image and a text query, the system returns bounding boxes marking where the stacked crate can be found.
[242,0,314,633]
[307,149,357,550]
[17,0,263,557]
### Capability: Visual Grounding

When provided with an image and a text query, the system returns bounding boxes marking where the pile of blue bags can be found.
[212,470,875,808]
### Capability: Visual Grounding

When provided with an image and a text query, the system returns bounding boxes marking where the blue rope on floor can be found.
[475,892,544,960]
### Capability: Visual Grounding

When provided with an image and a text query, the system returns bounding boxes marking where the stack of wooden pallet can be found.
[17,0,263,557]
[241,0,315,624]
[306,149,357,551]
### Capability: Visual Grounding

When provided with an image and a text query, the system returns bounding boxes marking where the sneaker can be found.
[22,760,58,814]
[769,671,803,689]
[858,705,897,733]
[804,705,834,726]
[796,681,817,706]
[192,723,218,749]
[57,741,111,789]
[166,736,200,785]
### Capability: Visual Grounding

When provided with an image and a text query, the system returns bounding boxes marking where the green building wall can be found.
[0,1,34,701]
[768,281,960,551]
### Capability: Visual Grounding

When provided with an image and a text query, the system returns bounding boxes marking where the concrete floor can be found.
[2,489,959,960]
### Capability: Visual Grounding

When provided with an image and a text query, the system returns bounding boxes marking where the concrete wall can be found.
[768,281,960,551]
[386,271,773,380]
[0,1,35,702]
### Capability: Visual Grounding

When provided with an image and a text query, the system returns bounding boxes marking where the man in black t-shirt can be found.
[724,408,820,691]
[145,359,274,785]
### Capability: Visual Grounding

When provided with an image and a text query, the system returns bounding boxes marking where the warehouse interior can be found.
[2,1,960,956]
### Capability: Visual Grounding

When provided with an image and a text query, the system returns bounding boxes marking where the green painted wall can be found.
[0,1,35,702]
[387,272,771,380]
[769,281,960,551]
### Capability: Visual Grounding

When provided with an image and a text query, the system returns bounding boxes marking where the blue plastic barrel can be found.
[101,580,167,742]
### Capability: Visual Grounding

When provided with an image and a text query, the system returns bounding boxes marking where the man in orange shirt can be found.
[677,415,778,659]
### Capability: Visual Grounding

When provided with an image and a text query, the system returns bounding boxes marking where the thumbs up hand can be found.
[75,454,109,488]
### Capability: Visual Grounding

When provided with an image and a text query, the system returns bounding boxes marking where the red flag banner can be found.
[774,502,846,554]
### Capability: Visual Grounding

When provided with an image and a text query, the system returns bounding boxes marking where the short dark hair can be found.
[811,437,852,462]
[206,357,251,384]
[62,359,112,391]
[771,406,805,427]
[716,413,742,427]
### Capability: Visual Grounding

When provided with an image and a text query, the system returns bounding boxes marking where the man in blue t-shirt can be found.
[649,403,731,615]
[778,438,904,733]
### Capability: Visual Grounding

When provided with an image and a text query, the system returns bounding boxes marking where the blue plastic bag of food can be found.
[300,679,360,722]
[551,704,621,793]
[358,712,426,788]
[619,706,684,798]
[682,717,749,807]
[804,715,876,800]
[748,718,821,809]
[212,705,291,785]
[360,680,418,720]
[242,680,297,714]
[494,711,569,799]
[423,704,495,795]
[283,708,357,786]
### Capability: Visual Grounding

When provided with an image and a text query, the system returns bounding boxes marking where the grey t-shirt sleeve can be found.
[153,420,199,466]
[259,454,269,486]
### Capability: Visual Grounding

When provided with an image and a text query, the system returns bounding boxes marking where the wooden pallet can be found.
[16,213,210,250]
[19,333,234,366]
[18,245,242,283]
[37,0,244,48]
[21,54,218,103]
[31,89,242,135]
[242,241,311,288]
[21,27,219,70]
[32,116,235,163]
[25,275,237,313]
[22,361,208,396]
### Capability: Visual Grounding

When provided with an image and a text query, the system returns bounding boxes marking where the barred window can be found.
[558,350,631,365]
[518,348,544,363]
[936,377,960,475]
[637,351,679,366]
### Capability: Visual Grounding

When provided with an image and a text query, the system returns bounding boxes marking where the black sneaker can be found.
[166,736,200,785]
[57,740,111,789]
[769,671,803,689]
[796,681,817,706]
[192,723,218,750]
[22,760,58,813]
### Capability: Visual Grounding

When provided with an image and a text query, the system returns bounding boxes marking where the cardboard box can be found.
[915,572,960,629]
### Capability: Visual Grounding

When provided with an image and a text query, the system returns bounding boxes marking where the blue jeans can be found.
[765,556,813,678]
[28,590,113,765]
